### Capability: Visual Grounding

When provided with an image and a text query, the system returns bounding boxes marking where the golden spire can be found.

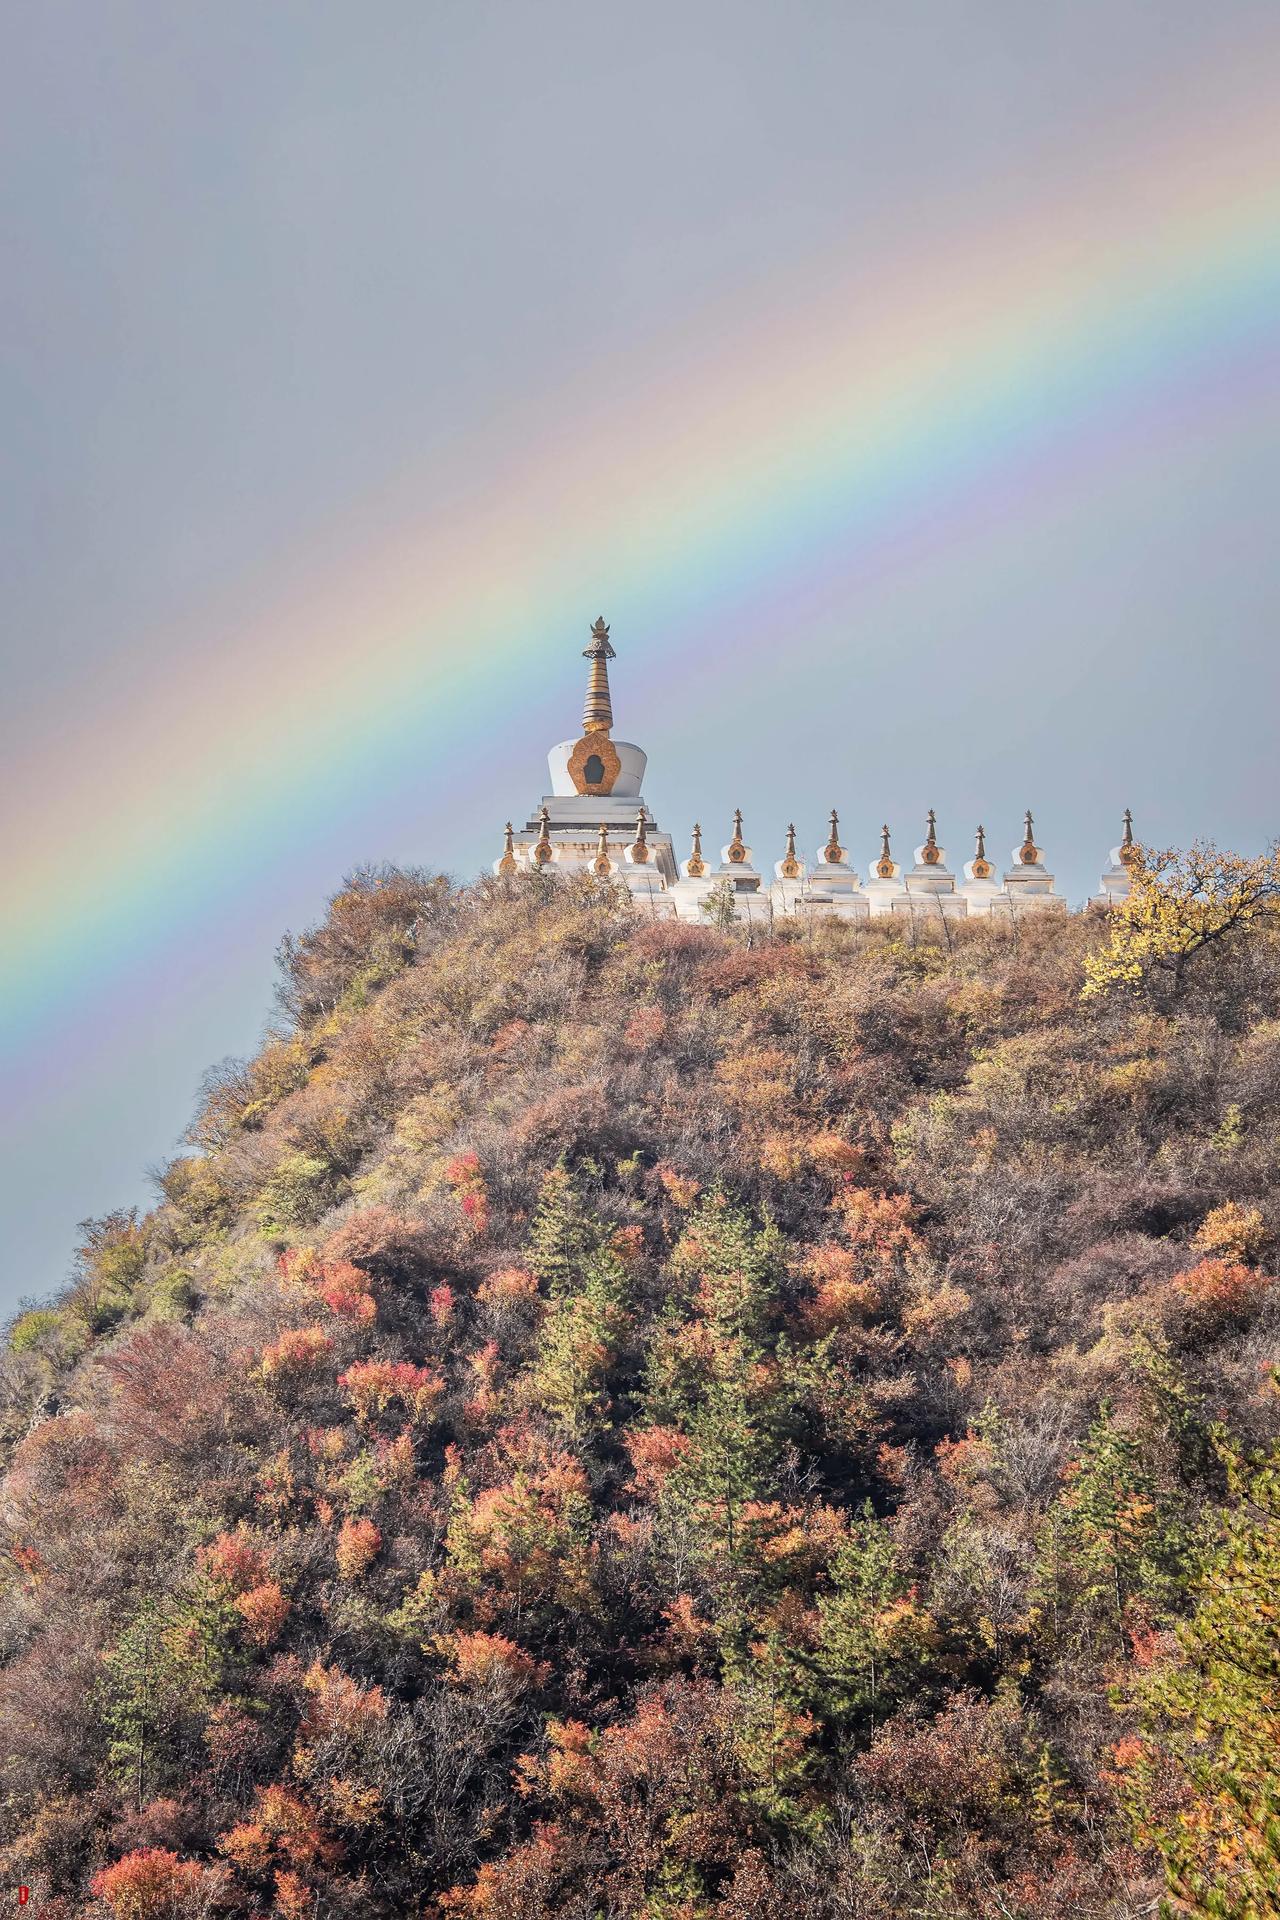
[971,824,992,879]
[780,823,801,879]
[497,821,519,876]
[876,824,895,878]
[1120,806,1137,865]
[532,804,554,867]
[922,808,941,865]
[592,821,612,876]
[1019,808,1040,865]
[687,822,706,878]
[728,807,747,864]
[582,616,616,734]
[630,808,651,864]
[823,808,845,865]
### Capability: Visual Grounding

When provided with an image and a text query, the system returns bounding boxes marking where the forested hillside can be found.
[3,858,1279,1919]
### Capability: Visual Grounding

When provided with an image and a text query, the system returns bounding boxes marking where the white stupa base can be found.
[864,876,908,918]
[782,885,870,923]
[959,878,1005,916]
[668,875,716,922]
[887,891,968,923]
[903,860,957,895]
[808,859,864,895]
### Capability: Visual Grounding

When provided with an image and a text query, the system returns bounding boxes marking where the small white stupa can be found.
[863,823,907,917]
[788,810,869,922]
[1000,811,1067,916]
[891,811,966,924]
[958,823,1004,915]
[1094,809,1138,905]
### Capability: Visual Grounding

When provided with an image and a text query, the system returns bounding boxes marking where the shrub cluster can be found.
[2,866,1279,1917]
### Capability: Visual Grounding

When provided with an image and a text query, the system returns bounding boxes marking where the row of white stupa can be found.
[495,802,1139,923]
[494,619,1139,924]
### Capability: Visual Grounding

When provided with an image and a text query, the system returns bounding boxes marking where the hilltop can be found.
[2,864,1279,1918]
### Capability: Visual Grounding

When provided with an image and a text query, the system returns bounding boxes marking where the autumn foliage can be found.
[3,862,1280,1916]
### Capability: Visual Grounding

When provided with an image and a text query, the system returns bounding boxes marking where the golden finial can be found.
[630,808,651,864]
[592,821,612,876]
[728,808,747,864]
[971,824,992,880]
[686,822,706,878]
[780,823,802,879]
[1119,807,1137,865]
[1019,808,1040,865]
[581,616,616,734]
[823,808,845,865]
[532,805,554,867]
[922,808,942,865]
[876,824,895,879]
[497,821,519,876]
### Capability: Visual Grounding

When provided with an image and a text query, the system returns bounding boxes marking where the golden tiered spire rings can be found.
[780,823,802,879]
[593,822,612,876]
[922,808,941,865]
[687,823,706,878]
[823,808,845,865]
[532,805,554,867]
[581,616,616,734]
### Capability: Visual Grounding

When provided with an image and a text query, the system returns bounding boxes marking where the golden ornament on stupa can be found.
[727,808,747,864]
[876,824,895,878]
[1019,809,1040,865]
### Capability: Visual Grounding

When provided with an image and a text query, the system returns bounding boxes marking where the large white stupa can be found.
[494,618,677,899]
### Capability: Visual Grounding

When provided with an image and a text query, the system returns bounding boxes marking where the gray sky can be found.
[3,2,1279,1315]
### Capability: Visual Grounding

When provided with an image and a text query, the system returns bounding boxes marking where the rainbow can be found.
[4,57,1280,1079]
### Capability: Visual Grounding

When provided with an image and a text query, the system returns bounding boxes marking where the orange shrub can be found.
[90,1849,206,1920]
[259,1326,333,1383]
[235,1580,290,1648]
[656,1163,701,1209]
[624,1424,691,1502]
[302,1659,388,1737]
[338,1358,445,1423]
[477,1267,540,1307]
[201,1528,268,1593]
[273,1869,313,1920]
[801,1244,880,1334]
[444,1629,548,1693]
[316,1258,376,1322]
[808,1131,865,1177]
[335,1516,382,1581]
[1172,1258,1274,1327]
[1192,1201,1269,1265]
[831,1186,922,1279]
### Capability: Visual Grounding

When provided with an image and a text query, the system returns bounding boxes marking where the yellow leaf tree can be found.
[1083,842,1280,1000]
